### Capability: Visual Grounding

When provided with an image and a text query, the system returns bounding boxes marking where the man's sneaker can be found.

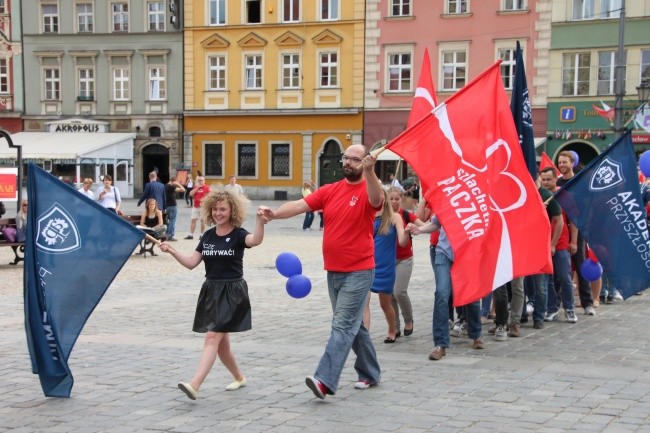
[167,237,178,242]
[533,321,544,329]
[507,323,521,338]
[450,321,468,338]
[494,325,508,341]
[526,301,534,315]
[354,380,373,390]
[544,311,559,322]
[605,295,613,304]
[305,376,328,399]
[584,306,596,316]
[613,292,624,301]
[184,235,194,240]
[565,310,578,323]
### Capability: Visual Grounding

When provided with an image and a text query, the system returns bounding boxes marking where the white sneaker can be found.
[584,306,596,316]
[354,380,372,389]
[565,310,578,323]
[544,311,559,322]
[526,302,534,315]
[613,292,624,301]
[450,321,468,338]
[494,325,508,341]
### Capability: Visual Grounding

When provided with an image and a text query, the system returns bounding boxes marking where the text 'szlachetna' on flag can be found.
[24,164,144,397]
[554,132,650,299]
[386,62,552,306]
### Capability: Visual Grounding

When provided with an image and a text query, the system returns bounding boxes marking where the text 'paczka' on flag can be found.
[554,132,650,299]
[24,164,144,397]
[386,62,552,306]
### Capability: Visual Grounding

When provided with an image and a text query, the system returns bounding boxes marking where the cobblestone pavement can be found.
[1,199,649,432]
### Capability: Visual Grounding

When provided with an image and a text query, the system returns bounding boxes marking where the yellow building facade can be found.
[183,0,365,199]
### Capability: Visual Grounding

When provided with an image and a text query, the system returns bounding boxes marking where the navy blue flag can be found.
[554,133,650,299]
[24,164,144,397]
[510,41,537,179]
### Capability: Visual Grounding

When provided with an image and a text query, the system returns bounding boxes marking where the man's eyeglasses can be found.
[341,155,363,164]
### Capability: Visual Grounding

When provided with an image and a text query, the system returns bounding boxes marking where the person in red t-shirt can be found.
[185,176,210,240]
[259,144,383,399]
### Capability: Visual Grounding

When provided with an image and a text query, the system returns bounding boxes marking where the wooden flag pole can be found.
[543,195,554,207]
[356,145,387,170]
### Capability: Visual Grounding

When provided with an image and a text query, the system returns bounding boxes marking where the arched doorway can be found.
[142,143,169,185]
[318,140,344,186]
[556,141,600,170]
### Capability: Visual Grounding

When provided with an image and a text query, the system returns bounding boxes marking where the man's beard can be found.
[343,165,362,182]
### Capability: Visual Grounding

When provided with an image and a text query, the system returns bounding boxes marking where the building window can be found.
[319,52,338,88]
[0,0,5,14]
[282,53,300,89]
[387,53,411,92]
[562,52,590,96]
[271,143,290,177]
[498,48,516,90]
[597,50,626,95]
[0,58,9,93]
[245,0,261,24]
[148,1,165,31]
[112,2,129,32]
[112,67,130,100]
[208,55,226,90]
[209,0,226,25]
[642,50,650,84]
[601,0,620,18]
[572,0,594,20]
[319,0,338,20]
[446,0,468,14]
[237,143,257,177]
[205,143,223,177]
[148,67,166,100]
[503,0,526,10]
[42,3,59,33]
[78,68,94,100]
[283,0,299,22]
[77,3,94,32]
[442,50,466,91]
[391,0,411,17]
[244,54,262,89]
[44,68,60,100]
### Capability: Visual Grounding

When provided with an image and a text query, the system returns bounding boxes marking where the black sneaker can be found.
[533,321,544,329]
[184,235,193,240]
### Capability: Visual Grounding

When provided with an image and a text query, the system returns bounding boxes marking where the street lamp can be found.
[637,78,650,104]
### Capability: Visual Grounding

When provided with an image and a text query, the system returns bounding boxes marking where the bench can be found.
[121,214,167,258]
[0,218,25,265]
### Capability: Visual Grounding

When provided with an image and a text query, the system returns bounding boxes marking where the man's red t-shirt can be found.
[304,180,382,272]
[551,187,570,251]
[193,186,210,208]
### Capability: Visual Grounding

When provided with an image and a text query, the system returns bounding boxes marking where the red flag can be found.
[539,152,558,174]
[592,100,615,121]
[407,48,438,127]
[386,62,552,306]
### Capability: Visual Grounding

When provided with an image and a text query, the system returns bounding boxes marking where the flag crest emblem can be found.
[36,204,81,253]
[589,157,624,191]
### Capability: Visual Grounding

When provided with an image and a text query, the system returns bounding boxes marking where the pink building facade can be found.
[364,0,551,171]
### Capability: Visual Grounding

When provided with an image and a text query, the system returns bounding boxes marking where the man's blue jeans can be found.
[547,250,575,313]
[165,205,177,237]
[315,270,380,393]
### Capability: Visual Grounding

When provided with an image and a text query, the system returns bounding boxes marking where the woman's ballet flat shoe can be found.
[226,377,247,391]
[178,382,198,400]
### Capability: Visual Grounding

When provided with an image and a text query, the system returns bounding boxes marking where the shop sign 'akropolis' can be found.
[46,118,109,134]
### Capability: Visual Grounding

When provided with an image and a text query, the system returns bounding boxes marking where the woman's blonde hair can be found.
[201,187,250,228]
[376,188,393,236]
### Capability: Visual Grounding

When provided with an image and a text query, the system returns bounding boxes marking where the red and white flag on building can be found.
[386,62,552,306]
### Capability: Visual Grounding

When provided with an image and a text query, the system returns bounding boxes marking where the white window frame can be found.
[502,0,526,11]
[111,1,129,32]
[269,142,292,179]
[147,1,165,31]
[209,0,226,25]
[319,0,339,21]
[44,67,60,100]
[498,47,516,90]
[319,51,338,88]
[41,3,59,33]
[78,67,95,100]
[572,0,594,20]
[597,50,626,96]
[76,2,94,33]
[0,58,9,94]
[601,0,621,18]
[236,142,258,179]
[446,0,468,14]
[112,66,130,100]
[208,55,227,90]
[562,52,590,96]
[390,0,411,17]
[440,46,467,91]
[281,52,300,89]
[641,49,650,85]
[244,54,263,90]
[385,48,413,92]
[282,0,300,23]
[148,66,166,100]
[0,0,6,14]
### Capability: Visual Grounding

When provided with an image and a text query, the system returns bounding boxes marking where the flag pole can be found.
[356,146,387,170]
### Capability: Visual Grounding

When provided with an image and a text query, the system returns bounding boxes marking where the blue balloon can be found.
[286,274,312,299]
[580,259,602,282]
[275,252,302,278]
[570,150,579,168]
[639,150,650,177]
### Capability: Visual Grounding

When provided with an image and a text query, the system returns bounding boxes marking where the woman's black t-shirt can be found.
[195,227,250,279]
